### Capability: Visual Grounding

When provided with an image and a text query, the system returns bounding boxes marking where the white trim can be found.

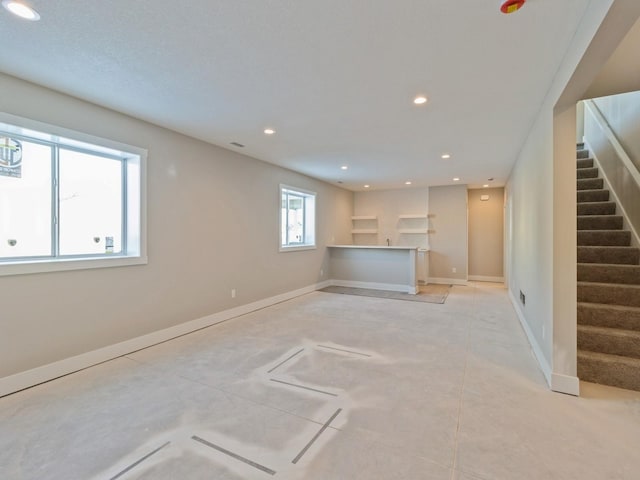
[0,255,148,277]
[551,373,580,396]
[328,279,418,294]
[584,100,640,188]
[0,281,328,398]
[468,275,505,283]
[509,289,552,387]
[428,277,468,286]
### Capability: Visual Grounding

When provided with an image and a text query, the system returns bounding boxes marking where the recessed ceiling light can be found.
[453,177,460,182]
[405,181,412,185]
[413,96,427,105]
[2,0,39,20]
[264,128,275,135]
[483,184,489,188]
[364,185,370,188]
[341,165,348,170]
[441,153,451,159]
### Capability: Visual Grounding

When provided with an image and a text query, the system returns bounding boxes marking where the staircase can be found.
[576,144,640,391]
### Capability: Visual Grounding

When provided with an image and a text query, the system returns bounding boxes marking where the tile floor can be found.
[1,283,640,479]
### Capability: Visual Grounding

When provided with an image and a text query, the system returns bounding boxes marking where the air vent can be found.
[230,142,245,148]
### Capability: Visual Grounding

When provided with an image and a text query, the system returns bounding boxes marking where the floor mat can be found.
[319,284,451,304]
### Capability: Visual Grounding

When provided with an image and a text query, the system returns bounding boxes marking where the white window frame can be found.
[0,113,147,276]
[279,184,316,252]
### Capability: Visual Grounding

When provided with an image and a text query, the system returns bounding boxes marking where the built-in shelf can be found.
[398,229,429,234]
[351,229,378,234]
[351,215,377,220]
[398,214,429,219]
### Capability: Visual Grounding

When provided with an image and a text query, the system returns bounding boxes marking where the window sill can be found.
[279,244,317,253]
[0,255,148,277]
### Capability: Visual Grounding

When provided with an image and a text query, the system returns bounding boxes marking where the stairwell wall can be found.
[505,0,638,394]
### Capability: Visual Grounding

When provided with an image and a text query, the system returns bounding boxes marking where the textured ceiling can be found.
[0,0,592,190]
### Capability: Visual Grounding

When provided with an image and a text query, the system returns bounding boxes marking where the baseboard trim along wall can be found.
[468,275,505,283]
[428,277,468,286]
[0,280,333,398]
[508,289,580,396]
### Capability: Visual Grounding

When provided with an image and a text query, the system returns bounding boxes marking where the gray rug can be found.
[320,284,451,304]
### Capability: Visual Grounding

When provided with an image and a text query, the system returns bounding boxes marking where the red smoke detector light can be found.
[500,0,526,14]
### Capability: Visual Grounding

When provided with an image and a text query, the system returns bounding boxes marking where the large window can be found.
[0,114,146,276]
[280,185,316,251]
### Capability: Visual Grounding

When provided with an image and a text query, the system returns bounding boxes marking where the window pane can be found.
[287,194,305,244]
[0,139,52,259]
[59,149,122,255]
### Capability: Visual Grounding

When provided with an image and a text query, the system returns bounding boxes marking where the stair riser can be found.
[577,203,616,215]
[578,304,640,331]
[578,354,640,391]
[577,216,623,230]
[577,168,599,179]
[578,178,604,190]
[578,284,640,307]
[577,247,640,264]
[577,149,590,159]
[577,231,630,246]
[576,158,594,169]
[578,330,640,359]
[577,190,610,202]
[578,264,640,284]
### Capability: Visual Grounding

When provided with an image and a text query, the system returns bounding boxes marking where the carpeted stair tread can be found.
[577,245,640,264]
[578,282,640,307]
[577,230,631,246]
[577,178,604,190]
[577,158,594,169]
[577,202,616,215]
[577,167,599,179]
[577,189,610,202]
[577,149,591,159]
[578,350,640,391]
[577,215,623,230]
[578,325,640,359]
[578,263,640,284]
[578,302,640,331]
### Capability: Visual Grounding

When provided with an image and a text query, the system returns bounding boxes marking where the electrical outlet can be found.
[231,289,236,299]
[452,267,457,273]
[320,269,324,276]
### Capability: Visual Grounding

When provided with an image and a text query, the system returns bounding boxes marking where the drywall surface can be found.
[593,91,640,171]
[506,0,640,392]
[352,188,429,248]
[428,185,467,282]
[468,188,504,279]
[0,73,353,379]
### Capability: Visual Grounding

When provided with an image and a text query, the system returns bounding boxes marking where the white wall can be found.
[506,0,640,394]
[428,185,467,283]
[352,187,429,248]
[592,91,640,170]
[0,73,353,385]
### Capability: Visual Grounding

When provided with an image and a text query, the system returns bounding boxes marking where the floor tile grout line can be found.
[292,408,342,464]
[269,378,338,396]
[316,344,372,357]
[267,348,305,373]
[109,441,171,480]
[191,435,276,476]
[449,283,475,480]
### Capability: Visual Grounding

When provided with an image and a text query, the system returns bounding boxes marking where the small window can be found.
[0,113,146,276]
[280,185,316,251]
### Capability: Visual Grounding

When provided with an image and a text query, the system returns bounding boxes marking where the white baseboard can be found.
[428,277,468,286]
[508,289,552,387]
[0,281,328,398]
[507,289,580,396]
[328,279,417,294]
[468,275,505,283]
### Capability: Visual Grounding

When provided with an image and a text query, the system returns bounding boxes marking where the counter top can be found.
[328,245,429,251]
